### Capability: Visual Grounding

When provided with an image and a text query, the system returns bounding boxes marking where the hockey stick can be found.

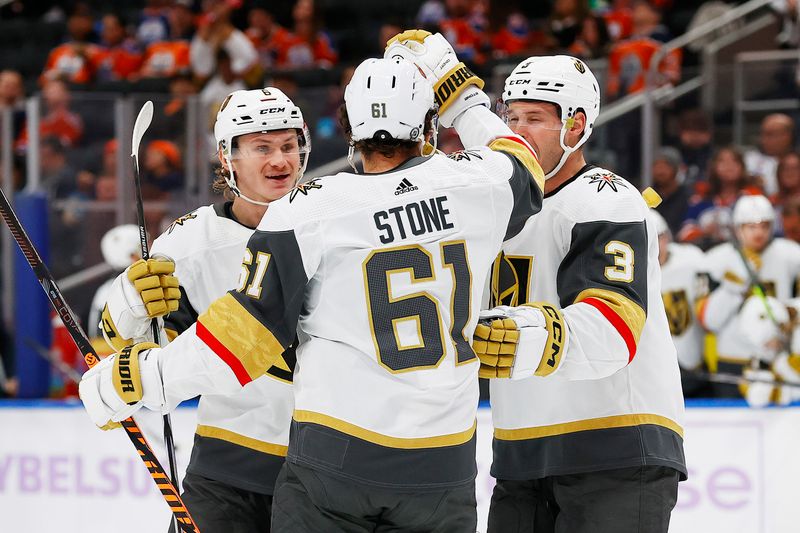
[682,368,800,389]
[730,236,790,370]
[24,337,82,384]
[131,100,182,533]
[0,187,200,532]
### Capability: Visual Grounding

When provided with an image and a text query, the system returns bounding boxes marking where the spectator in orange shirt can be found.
[246,6,291,71]
[17,80,84,152]
[606,0,681,99]
[41,9,103,85]
[94,13,143,81]
[275,0,338,69]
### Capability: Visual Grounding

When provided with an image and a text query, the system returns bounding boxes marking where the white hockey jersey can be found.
[140,204,294,494]
[489,165,686,480]
[157,138,544,489]
[660,242,707,370]
[700,238,800,363]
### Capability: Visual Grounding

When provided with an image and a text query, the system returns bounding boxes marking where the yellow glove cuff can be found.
[522,302,567,377]
[433,62,485,115]
[113,342,159,405]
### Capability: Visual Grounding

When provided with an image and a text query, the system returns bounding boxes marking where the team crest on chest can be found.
[167,211,198,234]
[585,172,627,192]
[289,178,323,202]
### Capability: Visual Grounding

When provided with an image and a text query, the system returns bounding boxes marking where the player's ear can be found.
[571,111,587,135]
[218,147,230,171]
[566,111,588,147]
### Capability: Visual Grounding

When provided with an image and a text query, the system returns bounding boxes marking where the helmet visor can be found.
[496,98,564,132]
[229,129,310,163]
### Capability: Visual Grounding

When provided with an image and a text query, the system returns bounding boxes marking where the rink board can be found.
[0,401,798,533]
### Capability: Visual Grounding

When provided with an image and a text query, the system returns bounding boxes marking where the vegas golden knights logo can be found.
[662,289,691,336]
[167,212,198,234]
[574,59,586,73]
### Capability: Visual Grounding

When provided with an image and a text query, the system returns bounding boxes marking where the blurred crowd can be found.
[1,0,800,401]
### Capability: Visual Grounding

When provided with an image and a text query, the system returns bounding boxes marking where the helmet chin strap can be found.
[224,154,271,206]
[347,143,358,173]
[544,118,586,180]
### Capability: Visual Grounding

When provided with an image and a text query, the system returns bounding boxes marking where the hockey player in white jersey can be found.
[88,224,140,341]
[698,194,800,398]
[473,55,686,533]
[94,87,310,532]
[79,48,545,531]
[650,209,711,397]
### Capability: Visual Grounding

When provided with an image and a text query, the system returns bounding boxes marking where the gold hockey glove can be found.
[127,258,180,318]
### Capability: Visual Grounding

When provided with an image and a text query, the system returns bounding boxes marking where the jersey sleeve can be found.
[194,227,314,386]
[696,247,745,333]
[487,136,545,240]
[556,218,649,380]
[149,224,318,409]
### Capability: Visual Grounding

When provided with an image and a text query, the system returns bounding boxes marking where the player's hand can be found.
[79,342,165,429]
[473,303,568,379]
[127,257,181,318]
[384,30,489,127]
[474,308,518,378]
[100,256,179,351]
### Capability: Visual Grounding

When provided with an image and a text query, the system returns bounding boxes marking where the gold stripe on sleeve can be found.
[198,293,286,383]
[574,287,646,345]
[488,137,545,193]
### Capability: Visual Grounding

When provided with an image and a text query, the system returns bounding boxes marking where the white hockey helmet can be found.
[501,55,601,179]
[648,209,671,238]
[732,195,775,226]
[214,87,311,206]
[101,224,140,270]
[344,57,435,144]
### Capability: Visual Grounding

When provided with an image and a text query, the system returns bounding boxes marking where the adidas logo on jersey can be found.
[395,178,418,195]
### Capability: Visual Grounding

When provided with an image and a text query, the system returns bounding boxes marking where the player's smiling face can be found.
[229,130,302,202]
[507,101,580,176]
[737,221,772,253]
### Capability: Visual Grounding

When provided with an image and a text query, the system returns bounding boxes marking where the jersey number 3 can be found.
[363,241,476,373]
